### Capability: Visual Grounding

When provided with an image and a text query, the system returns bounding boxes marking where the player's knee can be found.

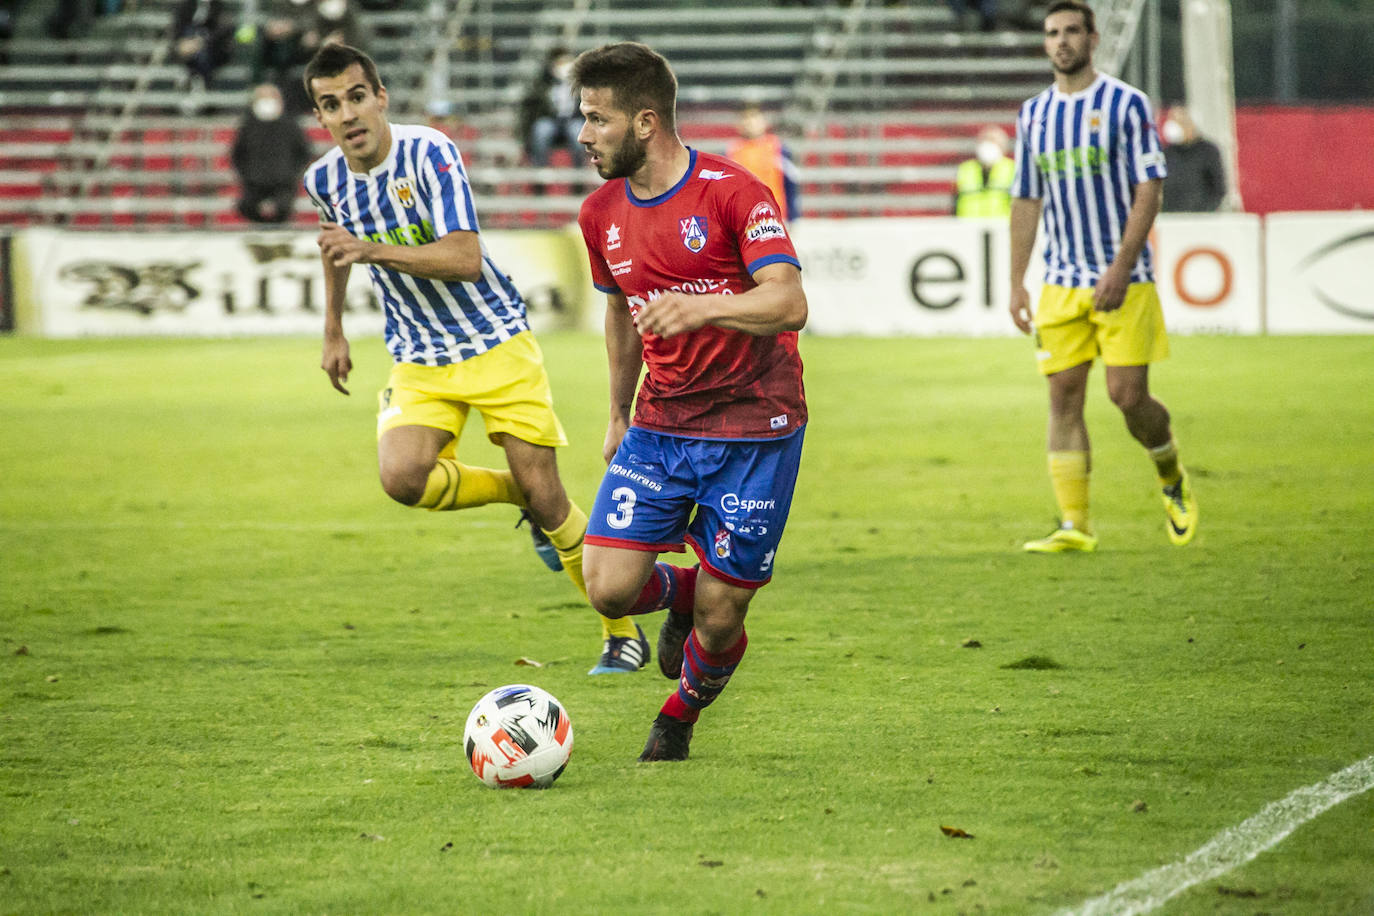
[378,463,429,506]
[1107,382,1145,413]
[583,567,636,618]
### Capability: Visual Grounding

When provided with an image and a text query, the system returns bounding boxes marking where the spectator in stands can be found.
[947,0,998,31]
[953,124,1014,218]
[170,0,236,93]
[518,47,585,168]
[1161,105,1227,212]
[231,83,314,224]
[301,0,367,63]
[725,103,801,222]
[251,0,315,108]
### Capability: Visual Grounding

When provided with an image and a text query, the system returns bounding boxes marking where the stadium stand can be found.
[0,0,1143,230]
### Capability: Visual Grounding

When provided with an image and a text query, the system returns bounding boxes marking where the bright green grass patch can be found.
[1,334,1371,914]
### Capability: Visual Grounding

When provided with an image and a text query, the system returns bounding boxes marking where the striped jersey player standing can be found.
[1008,0,1199,553]
[571,42,809,762]
[301,44,653,675]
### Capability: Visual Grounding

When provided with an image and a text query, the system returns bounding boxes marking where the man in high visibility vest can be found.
[954,124,1015,218]
[726,103,801,222]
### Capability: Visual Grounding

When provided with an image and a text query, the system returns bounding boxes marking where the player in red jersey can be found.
[571,42,810,762]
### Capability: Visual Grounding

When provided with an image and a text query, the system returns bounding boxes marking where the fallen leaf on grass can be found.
[1132,799,1149,813]
[359,833,386,842]
[439,842,453,852]
[14,645,29,656]
[1217,885,1263,898]
[1001,656,1064,670]
[940,825,975,839]
[960,639,982,649]
[698,860,724,868]
[514,657,543,667]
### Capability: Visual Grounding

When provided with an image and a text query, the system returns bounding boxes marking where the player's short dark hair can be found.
[1046,0,1096,34]
[571,42,678,132]
[303,44,383,104]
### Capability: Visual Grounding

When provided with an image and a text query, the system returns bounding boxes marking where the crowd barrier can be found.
[7,213,1373,338]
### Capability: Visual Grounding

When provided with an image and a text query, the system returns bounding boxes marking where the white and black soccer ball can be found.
[462,684,573,789]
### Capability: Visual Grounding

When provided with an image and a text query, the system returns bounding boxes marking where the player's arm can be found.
[632,262,807,339]
[1094,177,1162,313]
[319,253,353,395]
[1008,196,1042,334]
[317,222,483,283]
[603,292,644,463]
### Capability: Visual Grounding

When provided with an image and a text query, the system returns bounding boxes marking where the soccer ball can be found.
[462,684,574,789]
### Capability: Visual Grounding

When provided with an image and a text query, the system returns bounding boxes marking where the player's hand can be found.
[321,334,352,395]
[603,414,629,465]
[633,291,708,339]
[317,222,373,269]
[1009,286,1034,335]
[1093,266,1129,313]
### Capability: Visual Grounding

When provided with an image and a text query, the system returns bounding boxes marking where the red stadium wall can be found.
[1235,105,1374,214]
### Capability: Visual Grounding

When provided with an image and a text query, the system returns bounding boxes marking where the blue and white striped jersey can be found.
[1012,73,1167,288]
[303,123,528,365]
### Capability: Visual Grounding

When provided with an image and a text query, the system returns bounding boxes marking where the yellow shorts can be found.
[1032,282,1169,376]
[376,331,568,450]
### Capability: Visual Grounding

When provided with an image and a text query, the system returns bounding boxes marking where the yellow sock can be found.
[544,502,635,640]
[1148,440,1182,488]
[1048,450,1091,533]
[416,459,526,511]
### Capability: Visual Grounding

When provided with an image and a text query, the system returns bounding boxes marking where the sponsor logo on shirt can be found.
[609,258,633,277]
[744,201,787,242]
[770,413,788,430]
[680,215,708,253]
[389,177,417,209]
[606,222,622,251]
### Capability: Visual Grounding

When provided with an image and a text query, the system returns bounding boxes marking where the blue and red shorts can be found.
[585,426,805,589]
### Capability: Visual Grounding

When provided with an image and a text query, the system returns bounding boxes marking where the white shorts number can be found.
[606,486,636,530]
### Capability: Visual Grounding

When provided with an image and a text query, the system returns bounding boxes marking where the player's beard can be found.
[596,132,648,181]
[1051,45,1091,78]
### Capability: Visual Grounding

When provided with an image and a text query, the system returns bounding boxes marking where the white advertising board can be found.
[1153,214,1263,334]
[1264,212,1374,334]
[16,228,588,338]
[793,215,1264,336]
[792,218,1019,337]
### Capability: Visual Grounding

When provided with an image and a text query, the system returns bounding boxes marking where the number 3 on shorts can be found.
[606,486,636,530]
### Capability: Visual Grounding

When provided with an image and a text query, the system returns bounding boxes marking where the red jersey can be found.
[578,149,807,440]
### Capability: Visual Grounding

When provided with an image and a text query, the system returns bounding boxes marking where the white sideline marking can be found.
[1062,755,1374,916]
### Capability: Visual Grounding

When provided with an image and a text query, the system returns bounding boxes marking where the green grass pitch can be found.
[1,332,1371,914]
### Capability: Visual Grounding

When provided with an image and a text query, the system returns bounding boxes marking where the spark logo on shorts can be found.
[714,528,732,559]
[720,493,776,515]
[745,201,787,242]
[680,216,708,253]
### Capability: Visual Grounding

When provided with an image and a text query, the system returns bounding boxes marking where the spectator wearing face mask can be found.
[953,124,1015,218]
[518,47,586,168]
[1160,105,1226,213]
[231,84,316,224]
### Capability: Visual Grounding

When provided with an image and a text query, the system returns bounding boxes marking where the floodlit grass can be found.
[1,332,1371,915]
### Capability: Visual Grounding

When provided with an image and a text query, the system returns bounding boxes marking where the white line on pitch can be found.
[1061,754,1374,916]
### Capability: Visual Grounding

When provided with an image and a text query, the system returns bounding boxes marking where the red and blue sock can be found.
[628,562,697,616]
[661,628,747,724]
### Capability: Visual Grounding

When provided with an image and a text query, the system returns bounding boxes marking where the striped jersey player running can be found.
[1008,0,1199,553]
[301,43,652,674]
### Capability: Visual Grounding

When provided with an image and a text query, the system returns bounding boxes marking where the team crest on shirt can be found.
[1089,110,1103,132]
[680,216,708,253]
[714,528,732,560]
[389,178,417,210]
[744,201,787,242]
